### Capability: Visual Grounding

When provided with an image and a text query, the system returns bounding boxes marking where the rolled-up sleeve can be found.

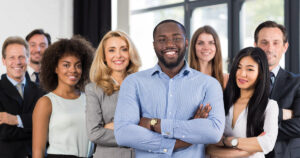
[114,77,176,156]
[257,99,279,154]
[160,80,225,144]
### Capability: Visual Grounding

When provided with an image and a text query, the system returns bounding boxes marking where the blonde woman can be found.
[85,30,141,158]
[188,25,228,89]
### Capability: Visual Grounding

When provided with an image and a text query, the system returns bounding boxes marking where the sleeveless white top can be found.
[46,92,92,157]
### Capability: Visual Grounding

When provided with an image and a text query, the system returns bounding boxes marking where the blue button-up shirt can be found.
[114,63,225,158]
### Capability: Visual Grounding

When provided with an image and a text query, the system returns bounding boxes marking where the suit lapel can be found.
[0,74,23,106]
[271,68,287,104]
[23,81,36,112]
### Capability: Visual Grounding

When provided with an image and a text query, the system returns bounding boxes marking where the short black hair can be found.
[153,19,186,39]
[254,21,287,43]
[26,29,51,45]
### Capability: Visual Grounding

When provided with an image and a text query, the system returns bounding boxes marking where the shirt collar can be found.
[150,61,191,77]
[6,74,26,86]
[271,65,280,78]
[27,65,35,76]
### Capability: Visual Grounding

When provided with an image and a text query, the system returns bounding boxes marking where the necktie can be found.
[16,82,23,98]
[34,72,40,84]
[270,72,275,93]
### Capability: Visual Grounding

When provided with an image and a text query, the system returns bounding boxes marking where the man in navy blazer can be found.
[0,36,44,158]
[255,21,300,158]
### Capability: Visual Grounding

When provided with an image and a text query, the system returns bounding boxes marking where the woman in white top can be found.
[32,36,94,158]
[206,47,279,158]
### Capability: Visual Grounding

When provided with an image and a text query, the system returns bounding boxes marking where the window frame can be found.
[130,0,300,73]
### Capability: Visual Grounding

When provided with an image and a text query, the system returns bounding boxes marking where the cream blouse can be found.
[224,99,279,158]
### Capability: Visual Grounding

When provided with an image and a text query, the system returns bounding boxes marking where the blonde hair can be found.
[188,25,224,89]
[89,30,141,95]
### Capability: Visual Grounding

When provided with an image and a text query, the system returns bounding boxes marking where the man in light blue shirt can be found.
[114,19,225,158]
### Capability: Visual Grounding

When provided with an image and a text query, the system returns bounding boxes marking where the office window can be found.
[240,0,284,67]
[130,0,183,10]
[130,6,184,70]
[190,3,228,71]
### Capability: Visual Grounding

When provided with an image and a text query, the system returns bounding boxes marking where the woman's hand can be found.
[104,122,114,130]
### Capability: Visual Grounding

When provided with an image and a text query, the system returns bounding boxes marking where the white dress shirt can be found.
[224,99,279,158]
[27,65,38,82]
[271,65,280,78]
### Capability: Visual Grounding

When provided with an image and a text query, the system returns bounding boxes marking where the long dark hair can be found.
[188,25,224,89]
[224,47,270,137]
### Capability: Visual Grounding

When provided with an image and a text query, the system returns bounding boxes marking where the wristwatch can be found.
[150,118,158,131]
[231,138,239,148]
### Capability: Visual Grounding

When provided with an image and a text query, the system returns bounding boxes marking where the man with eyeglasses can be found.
[114,19,225,158]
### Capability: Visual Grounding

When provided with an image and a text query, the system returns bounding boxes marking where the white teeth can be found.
[69,76,76,79]
[202,52,210,55]
[166,51,175,55]
[113,60,123,64]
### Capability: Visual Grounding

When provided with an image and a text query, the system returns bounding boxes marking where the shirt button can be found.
[148,150,152,152]
[182,135,185,138]
[170,94,172,97]
[163,149,168,153]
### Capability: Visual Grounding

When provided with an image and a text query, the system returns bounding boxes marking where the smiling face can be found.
[153,22,188,69]
[195,33,216,63]
[28,34,49,64]
[255,27,288,71]
[2,44,28,82]
[236,56,259,90]
[104,37,130,75]
[55,55,82,87]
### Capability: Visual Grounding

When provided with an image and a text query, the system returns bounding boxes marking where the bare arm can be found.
[32,96,52,158]
[206,144,253,158]
[224,136,263,153]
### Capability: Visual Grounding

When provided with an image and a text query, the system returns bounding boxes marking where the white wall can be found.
[0,0,73,74]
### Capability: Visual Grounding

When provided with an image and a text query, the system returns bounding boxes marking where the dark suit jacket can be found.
[0,74,44,158]
[268,68,300,158]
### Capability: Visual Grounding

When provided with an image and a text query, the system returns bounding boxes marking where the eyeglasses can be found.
[155,37,184,45]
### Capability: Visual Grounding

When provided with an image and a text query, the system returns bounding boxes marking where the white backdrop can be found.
[0,0,73,75]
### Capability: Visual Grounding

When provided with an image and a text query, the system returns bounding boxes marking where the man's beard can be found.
[30,58,40,65]
[157,50,186,69]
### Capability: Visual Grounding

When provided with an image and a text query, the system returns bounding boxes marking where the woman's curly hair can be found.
[40,36,94,92]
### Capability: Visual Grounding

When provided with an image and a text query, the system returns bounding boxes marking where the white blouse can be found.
[224,99,279,158]
[46,92,93,157]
